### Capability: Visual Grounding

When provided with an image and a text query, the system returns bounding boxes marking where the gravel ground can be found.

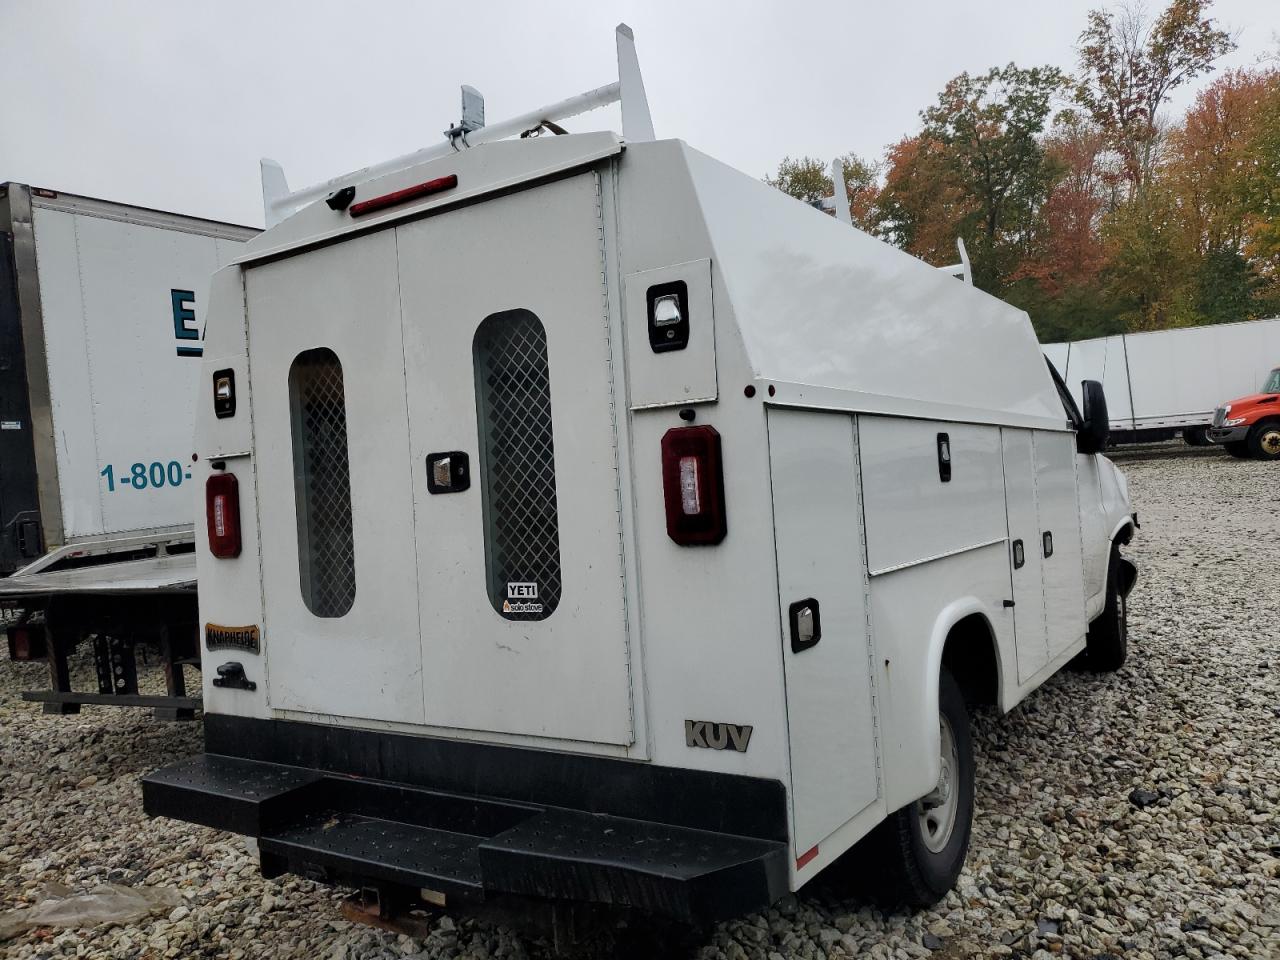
[2,446,1279,960]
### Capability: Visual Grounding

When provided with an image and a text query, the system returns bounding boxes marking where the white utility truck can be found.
[0,182,256,718]
[1044,317,1280,446]
[144,26,1138,935]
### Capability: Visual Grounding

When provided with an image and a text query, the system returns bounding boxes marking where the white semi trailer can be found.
[143,27,1138,937]
[0,182,256,717]
[1044,318,1280,445]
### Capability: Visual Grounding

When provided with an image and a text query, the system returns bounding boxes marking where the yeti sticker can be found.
[503,582,542,615]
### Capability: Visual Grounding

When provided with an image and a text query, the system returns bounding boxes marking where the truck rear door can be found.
[248,231,427,724]
[248,172,633,746]
[396,172,632,746]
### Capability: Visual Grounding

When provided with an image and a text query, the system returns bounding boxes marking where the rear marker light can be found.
[796,844,820,869]
[348,174,458,217]
[206,473,242,558]
[661,425,726,545]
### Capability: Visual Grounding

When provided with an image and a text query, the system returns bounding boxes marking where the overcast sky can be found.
[2,0,1276,228]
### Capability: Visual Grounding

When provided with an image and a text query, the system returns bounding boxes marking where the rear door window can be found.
[473,309,562,621]
[289,347,356,618]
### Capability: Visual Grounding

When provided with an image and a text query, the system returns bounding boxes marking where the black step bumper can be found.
[143,716,789,923]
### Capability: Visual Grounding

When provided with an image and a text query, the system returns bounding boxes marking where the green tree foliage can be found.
[917,63,1067,289]
[765,154,881,230]
[764,156,831,203]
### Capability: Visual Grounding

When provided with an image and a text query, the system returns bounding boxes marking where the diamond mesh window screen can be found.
[289,348,356,618]
[473,310,562,621]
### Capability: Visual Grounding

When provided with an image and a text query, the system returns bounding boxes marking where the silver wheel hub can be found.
[918,714,960,854]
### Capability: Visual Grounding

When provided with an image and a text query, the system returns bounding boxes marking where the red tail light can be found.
[661,425,727,545]
[7,624,48,661]
[206,473,242,558]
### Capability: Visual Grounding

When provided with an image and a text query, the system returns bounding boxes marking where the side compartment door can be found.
[768,409,878,856]
[1033,431,1088,660]
[1000,429,1049,683]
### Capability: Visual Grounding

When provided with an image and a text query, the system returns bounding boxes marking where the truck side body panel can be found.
[33,205,243,539]
[0,184,256,574]
[1049,317,1280,433]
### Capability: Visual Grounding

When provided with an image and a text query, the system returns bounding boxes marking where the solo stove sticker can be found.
[503,581,542,615]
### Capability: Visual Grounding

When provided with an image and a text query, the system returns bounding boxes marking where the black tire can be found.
[1085,545,1127,672]
[858,668,974,908]
[1247,421,1280,461]
[1224,440,1250,459]
[1182,427,1210,446]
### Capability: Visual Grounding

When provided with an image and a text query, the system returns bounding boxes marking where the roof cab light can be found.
[206,473,242,558]
[348,174,458,217]
[661,425,726,545]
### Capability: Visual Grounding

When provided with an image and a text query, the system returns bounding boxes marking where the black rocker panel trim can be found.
[202,714,788,844]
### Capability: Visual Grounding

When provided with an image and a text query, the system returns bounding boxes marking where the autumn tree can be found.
[1013,111,1116,295]
[1239,76,1280,266]
[884,63,1066,289]
[765,0,1269,340]
[1076,0,1235,193]
[876,135,977,267]
[1159,69,1280,321]
[1101,184,1199,329]
[1165,69,1275,252]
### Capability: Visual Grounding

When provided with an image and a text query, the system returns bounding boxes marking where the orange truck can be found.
[1208,367,1280,460]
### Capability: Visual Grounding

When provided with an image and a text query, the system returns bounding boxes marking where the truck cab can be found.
[1209,367,1280,459]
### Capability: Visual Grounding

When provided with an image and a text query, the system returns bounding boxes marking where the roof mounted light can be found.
[348,174,458,218]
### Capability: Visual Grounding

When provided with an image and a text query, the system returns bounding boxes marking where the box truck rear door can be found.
[395,172,633,746]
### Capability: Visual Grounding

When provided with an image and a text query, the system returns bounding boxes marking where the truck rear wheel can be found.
[858,668,973,908]
[1225,441,1250,459]
[1084,545,1127,672]
[1182,426,1210,446]
[1247,421,1280,461]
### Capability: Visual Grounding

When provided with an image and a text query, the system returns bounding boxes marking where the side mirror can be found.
[1078,379,1110,454]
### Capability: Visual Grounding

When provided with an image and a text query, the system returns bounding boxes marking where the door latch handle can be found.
[789,599,821,653]
[1003,599,1016,608]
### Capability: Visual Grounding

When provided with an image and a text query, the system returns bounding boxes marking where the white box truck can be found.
[1043,318,1280,446]
[143,27,1138,938]
[0,182,256,717]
